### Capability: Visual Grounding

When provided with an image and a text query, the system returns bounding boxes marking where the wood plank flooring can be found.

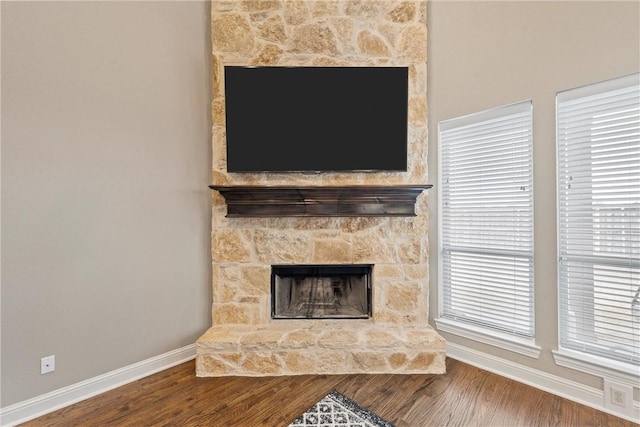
[21,358,636,426]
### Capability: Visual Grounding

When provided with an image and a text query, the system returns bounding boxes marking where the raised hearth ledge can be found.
[196,321,446,377]
[209,185,432,217]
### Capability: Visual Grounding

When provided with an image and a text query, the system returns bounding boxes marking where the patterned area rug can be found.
[288,389,394,427]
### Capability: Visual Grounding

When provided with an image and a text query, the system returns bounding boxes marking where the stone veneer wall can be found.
[197,0,445,377]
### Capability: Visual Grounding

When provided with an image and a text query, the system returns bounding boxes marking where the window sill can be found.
[553,348,639,387]
[435,318,541,359]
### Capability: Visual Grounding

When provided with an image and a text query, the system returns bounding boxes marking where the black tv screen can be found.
[224,66,408,173]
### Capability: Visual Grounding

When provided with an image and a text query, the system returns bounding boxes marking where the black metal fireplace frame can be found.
[270,264,373,320]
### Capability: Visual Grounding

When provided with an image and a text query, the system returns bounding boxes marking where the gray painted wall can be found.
[428,0,639,394]
[1,1,211,406]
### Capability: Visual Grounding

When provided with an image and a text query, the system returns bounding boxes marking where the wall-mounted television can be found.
[224,66,408,173]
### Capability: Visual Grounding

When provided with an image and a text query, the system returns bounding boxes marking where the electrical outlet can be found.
[603,379,635,419]
[41,355,55,374]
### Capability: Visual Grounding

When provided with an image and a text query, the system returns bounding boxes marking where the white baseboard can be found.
[3,343,636,425]
[446,342,640,424]
[0,344,196,427]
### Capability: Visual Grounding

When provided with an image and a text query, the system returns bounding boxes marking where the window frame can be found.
[436,100,540,358]
[554,72,640,381]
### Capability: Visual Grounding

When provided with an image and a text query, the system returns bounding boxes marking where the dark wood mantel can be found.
[209,185,432,217]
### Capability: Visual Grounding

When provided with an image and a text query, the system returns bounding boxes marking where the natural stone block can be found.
[312,1,339,17]
[418,1,427,24]
[407,351,438,371]
[284,0,310,25]
[312,239,352,263]
[241,266,270,295]
[408,63,427,94]
[392,211,427,234]
[213,230,251,262]
[378,24,398,48]
[330,18,354,48]
[357,31,390,57]
[196,355,234,376]
[403,264,428,280]
[339,217,382,233]
[375,264,404,279]
[317,352,348,373]
[213,303,252,324]
[254,229,312,264]
[388,352,408,369]
[408,96,428,126]
[242,353,282,374]
[212,55,223,97]
[374,309,402,324]
[351,234,394,263]
[409,165,426,185]
[399,24,427,61]
[317,329,359,348]
[397,236,422,263]
[211,13,255,54]
[310,57,350,67]
[220,265,242,281]
[220,353,243,364]
[238,296,261,304]
[352,352,388,371]
[364,329,399,348]
[313,229,356,243]
[406,329,446,348]
[212,98,225,126]
[211,128,227,172]
[386,217,416,235]
[241,330,283,349]
[291,25,339,55]
[238,0,281,12]
[220,281,239,302]
[293,217,339,230]
[285,351,316,373]
[387,2,416,23]
[385,282,420,311]
[214,1,236,12]
[250,44,283,65]
[352,246,385,266]
[257,15,286,43]
[345,0,386,19]
[281,330,317,348]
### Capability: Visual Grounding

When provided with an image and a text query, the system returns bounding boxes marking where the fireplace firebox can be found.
[271,264,372,319]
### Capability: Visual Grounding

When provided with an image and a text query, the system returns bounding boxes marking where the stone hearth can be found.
[196,0,445,377]
[197,321,444,376]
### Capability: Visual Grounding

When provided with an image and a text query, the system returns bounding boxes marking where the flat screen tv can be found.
[224,66,408,173]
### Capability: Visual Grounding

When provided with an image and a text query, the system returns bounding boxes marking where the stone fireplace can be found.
[196,0,445,377]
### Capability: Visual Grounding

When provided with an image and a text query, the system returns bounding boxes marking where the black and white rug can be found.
[288,389,394,427]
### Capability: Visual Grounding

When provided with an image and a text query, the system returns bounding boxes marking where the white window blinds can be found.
[439,101,534,339]
[557,73,640,367]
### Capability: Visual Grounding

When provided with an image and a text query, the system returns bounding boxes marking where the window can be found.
[437,101,536,355]
[556,73,640,375]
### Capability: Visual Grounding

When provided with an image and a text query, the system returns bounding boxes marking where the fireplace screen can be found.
[271,264,372,319]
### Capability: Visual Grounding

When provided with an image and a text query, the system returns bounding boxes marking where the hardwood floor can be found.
[22,358,636,427]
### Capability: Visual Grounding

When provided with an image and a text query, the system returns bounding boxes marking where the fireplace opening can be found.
[271,264,372,319]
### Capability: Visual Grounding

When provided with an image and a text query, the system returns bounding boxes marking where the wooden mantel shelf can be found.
[209,185,432,217]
